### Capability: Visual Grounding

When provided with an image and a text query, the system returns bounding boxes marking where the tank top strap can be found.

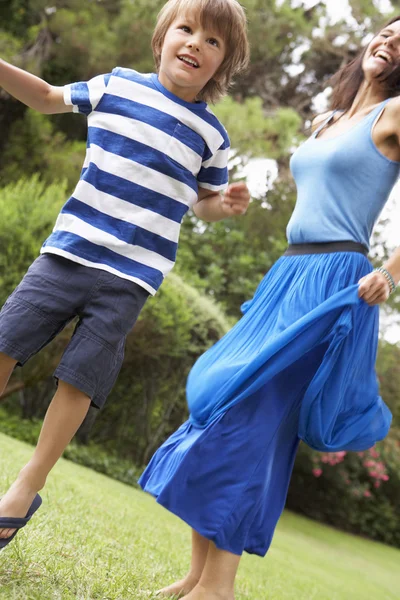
[312,110,339,138]
[367,97,392,129]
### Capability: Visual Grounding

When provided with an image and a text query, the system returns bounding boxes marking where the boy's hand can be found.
[221,182,250,216]
[194,182,250,222]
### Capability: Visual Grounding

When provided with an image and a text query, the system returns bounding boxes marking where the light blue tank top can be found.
[287,99,400,249]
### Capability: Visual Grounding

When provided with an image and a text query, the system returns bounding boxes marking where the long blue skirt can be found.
[139,251,392,556]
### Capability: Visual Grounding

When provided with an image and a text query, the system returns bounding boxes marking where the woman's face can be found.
[363,20,400,82]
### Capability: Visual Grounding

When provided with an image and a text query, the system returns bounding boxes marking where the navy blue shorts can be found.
[0,254,149,408]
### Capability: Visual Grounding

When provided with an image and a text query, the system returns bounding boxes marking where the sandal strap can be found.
[0,493,42,533]
[0,516,30,529]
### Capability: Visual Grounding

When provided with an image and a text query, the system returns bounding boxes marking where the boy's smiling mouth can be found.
[178,54,200,68]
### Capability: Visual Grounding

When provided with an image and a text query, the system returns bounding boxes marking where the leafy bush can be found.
[287,429,400,548]
[85,272,232,464]
[0,110,85,189]
[0,407,141,487]
[0,175,67,304]
[0,407,42,445]
[63,444,142,487]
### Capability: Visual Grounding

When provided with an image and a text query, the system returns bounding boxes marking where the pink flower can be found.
[364,490,372,498]
[312,468,323,478]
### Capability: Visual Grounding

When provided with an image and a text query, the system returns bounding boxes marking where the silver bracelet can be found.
[374,267,396,295]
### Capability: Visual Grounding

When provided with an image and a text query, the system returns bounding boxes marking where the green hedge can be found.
[0,407,142,487]
[84,272,232,464]
[0,175,67,304]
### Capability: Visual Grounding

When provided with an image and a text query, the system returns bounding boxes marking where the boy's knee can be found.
[56,379,91,402]
[0,352,18,369]
[0,353,18,393]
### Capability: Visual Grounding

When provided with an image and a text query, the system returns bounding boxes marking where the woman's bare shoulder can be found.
[380,97,400,138]
[386,95,400,116]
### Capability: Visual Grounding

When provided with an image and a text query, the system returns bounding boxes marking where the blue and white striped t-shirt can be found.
[41,68,230,294]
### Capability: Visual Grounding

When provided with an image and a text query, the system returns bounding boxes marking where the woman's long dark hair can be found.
[330,15,400,111]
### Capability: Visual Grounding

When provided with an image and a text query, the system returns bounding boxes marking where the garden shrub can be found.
[287,429,400,548]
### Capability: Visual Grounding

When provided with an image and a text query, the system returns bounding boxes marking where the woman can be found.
[140,16,400,600]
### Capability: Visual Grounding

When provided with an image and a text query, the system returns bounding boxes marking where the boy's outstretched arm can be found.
[193,182,250,222]
[0,59,72,114]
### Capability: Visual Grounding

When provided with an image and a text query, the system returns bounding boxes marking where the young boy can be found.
[0,0,250,548]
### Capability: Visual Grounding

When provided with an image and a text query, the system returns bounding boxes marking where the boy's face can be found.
[158,16,226,102]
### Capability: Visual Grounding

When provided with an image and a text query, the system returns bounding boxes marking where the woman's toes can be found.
[156,578,198,598]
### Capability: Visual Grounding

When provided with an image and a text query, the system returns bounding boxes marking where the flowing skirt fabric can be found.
[139,252,392,556]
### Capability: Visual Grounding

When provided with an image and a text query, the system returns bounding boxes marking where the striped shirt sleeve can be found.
[63,72,112,115]
[197,134,230,193]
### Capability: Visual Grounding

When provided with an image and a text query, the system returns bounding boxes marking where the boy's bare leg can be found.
[156,530,210,597]
[0,378,91,539]
[181,543,241,600]
[0,351,18,393]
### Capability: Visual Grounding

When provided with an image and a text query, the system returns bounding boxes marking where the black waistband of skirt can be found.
[284,241,369,257]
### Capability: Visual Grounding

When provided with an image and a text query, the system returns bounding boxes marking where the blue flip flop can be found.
[0,493,42,550]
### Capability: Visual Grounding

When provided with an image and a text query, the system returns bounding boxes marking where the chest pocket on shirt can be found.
[165,122,205,175]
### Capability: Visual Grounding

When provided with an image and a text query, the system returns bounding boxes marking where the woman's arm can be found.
[0,59,72,114]
[358,248,400,305]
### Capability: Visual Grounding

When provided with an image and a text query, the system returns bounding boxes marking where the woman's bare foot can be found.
[156,575,199,598]
[181,583,234,600]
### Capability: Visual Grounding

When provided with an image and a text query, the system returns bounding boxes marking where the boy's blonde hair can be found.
[152,0,250,104]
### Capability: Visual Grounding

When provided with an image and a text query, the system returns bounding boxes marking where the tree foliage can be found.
[0,176,67,302]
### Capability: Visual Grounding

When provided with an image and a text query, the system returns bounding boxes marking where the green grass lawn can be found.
[0,433,399,600]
